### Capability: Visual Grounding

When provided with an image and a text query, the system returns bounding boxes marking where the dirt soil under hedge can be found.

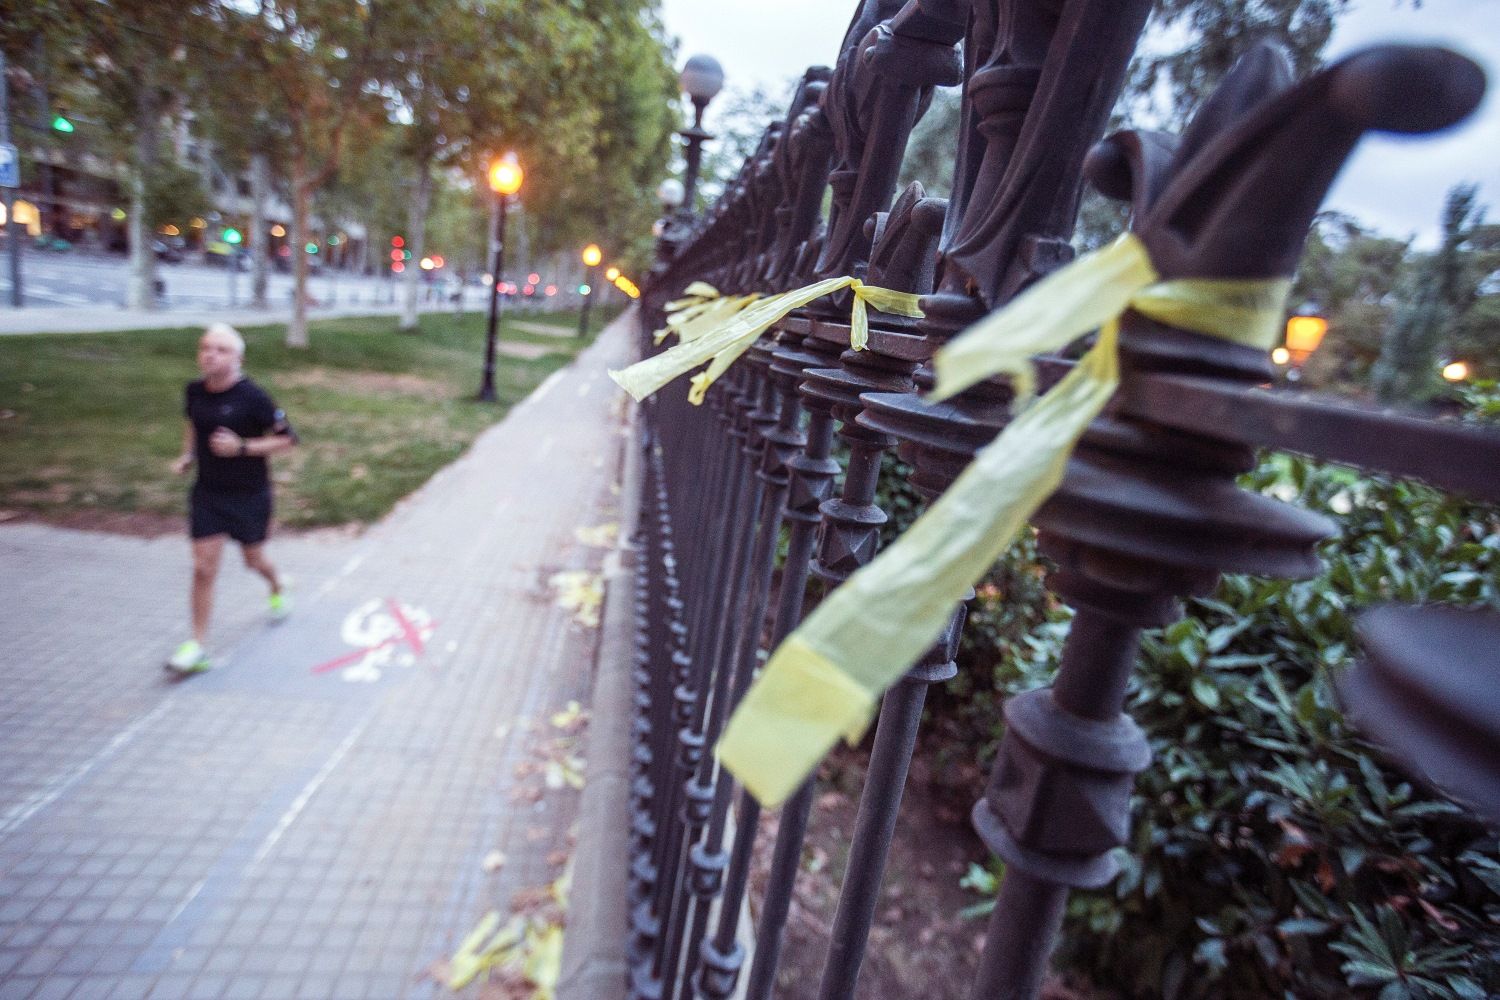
[746,741,1110,1000]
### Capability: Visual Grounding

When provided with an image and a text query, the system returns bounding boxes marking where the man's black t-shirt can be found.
[184,377,295,493]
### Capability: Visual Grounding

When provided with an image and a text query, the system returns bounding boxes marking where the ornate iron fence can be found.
[615,3,1497,999]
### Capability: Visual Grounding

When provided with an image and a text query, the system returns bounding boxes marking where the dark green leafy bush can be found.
[926,452,1500,998]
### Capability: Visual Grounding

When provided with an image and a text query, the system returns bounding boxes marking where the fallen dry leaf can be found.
[573,523,619,549]
[547,570,603,627]
[549,701,589,731]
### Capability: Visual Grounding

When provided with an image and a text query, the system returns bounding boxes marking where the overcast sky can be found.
[658,0,1500,247]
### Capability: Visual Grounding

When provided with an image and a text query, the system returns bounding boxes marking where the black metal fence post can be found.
[626,2,1491,998]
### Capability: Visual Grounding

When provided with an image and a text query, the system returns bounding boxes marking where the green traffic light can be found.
[51,114,75,134]
[305,242,318,254]
[223,228,243,245]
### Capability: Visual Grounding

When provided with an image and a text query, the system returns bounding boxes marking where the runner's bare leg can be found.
[191,535,226,643]
[242,543,282,595]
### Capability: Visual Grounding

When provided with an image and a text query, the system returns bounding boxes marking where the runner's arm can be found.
[240,431,296,458]
[172,422,195,474]
[208,427,296,458]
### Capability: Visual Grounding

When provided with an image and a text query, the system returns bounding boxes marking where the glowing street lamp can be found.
[1442,361,1470,383]
[488,156,523,198]
[1277,303,1328,382]
[478,152,523,403]
[1284,310,1328,365]
[605,266,621,282]
[579,243,603,339]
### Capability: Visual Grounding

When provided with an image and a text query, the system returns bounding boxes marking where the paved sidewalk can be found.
[0,311,635,999]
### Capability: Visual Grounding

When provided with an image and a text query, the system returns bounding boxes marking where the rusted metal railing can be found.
[618,3,1496,999]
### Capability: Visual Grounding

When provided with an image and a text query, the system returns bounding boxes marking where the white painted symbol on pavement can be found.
[310,597,437,683]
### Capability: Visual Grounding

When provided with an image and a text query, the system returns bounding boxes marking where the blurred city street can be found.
[0,251,445,314]
[0,315,632,999]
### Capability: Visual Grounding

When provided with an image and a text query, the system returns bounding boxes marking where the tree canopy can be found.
[2,0,679,340]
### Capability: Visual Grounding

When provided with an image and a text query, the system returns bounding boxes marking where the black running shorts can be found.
[189,485,273,544]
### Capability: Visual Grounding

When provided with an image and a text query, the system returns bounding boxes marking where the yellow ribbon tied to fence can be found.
[612,277,923,403]
[716,232,1292,807]
[655,282,726,345]
[658,293,761,348]
[665,281,721,311]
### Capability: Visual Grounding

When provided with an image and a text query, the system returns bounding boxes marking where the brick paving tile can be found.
[2,314,633,998]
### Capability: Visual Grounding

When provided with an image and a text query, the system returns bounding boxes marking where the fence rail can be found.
[614,3,1497,998]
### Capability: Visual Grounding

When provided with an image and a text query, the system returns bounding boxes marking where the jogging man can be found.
[166,323,297,672]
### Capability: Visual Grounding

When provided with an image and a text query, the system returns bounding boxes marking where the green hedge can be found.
[904,443,1500,997]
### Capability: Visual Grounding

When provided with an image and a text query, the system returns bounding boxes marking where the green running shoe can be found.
[166,639,211,673]
[269,591,292,622]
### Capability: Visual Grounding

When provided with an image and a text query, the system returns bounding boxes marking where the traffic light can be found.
[391,235,405,249]
[51,114,74,134]
[223,228,243,245]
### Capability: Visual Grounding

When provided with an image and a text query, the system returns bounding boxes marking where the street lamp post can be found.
[478,152,523,403]
[677,55,724,217]
[579,243,602,339]
[1276,302,1328,382]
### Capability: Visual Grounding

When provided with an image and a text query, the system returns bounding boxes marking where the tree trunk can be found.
[400,162,432,331]
[287,159,311,348]
[250,153,270,309]
[125,85,159,311]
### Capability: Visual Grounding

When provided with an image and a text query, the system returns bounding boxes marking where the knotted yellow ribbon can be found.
[611,277,923,403]
[655,283,733,345]
[658,294,761,347]
[717,232,1291,807]
[665,281,721,311]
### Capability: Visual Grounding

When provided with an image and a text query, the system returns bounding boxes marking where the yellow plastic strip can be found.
[930,233,1156,403]
[656,294,760,347]
[718,235,1294,808]
[666,281,717,308]
[712,634,878,802]
[611,286,806,401]
[1132,276,1292,348]
[688,335,758,405]
[719,322,1122,807]
[849,280,924,351]
[613,277,924,403]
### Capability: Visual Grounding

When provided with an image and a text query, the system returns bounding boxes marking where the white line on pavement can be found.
[247,714,372,871]
[528,369,567,405]
[0,699,174,840]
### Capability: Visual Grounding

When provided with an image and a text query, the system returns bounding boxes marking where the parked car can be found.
[151,236,185,263]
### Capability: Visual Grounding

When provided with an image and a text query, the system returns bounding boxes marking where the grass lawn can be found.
[0,307,619,530]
